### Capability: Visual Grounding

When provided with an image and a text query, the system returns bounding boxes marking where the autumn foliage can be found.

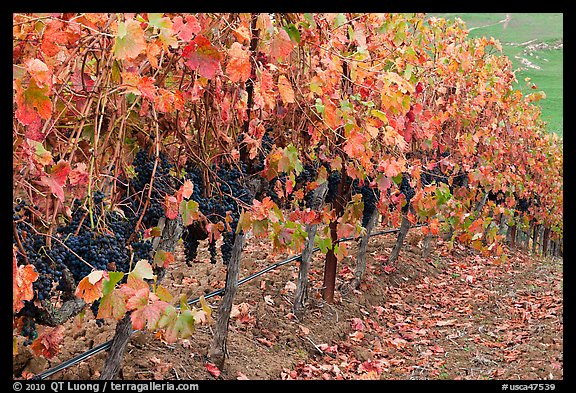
[13,13,562,363]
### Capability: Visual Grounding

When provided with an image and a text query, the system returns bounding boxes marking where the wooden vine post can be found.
[208,231,246,370]
[100,215,183,380]
[293,182,328,319]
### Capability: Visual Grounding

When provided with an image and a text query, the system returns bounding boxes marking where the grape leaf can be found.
[75,270,108,303]
[30,326,64,359]
[40,160,71,201]
[158,306,195,343]
[154,285,173,303]
[180,199,200,226]
[154,250,175,268]
[40,20,70,57]
[68,162,88,186]
[182,179,194,199]
[113,18,146,60]
[97,290,127,321]
[270,29,293,62]
[102,271,125,296]
[164,195,179,220]
[205,362,221,378]
[14,78,52,138]
[32,140,53,166]
[126,287,169,330]
[13,246,39,313]
[25,59,52,89]
[172,15,201,42]
[344,128,367,159]
[278,75,295,104]
[183,35,222,79]
[130,259,155,281]
[226,42,251,83]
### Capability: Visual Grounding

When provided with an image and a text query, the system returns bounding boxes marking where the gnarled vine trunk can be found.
[387,213,411,265]
[293,182,328,319]
[208,231,246,370]
[349,208,379,290]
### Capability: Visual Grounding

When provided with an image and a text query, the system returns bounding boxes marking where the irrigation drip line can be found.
[32,223,424,380]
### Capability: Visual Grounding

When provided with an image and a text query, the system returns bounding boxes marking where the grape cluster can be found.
[488,190,506,205]
[12,149,173,329]
[21,316,37,346]
[182,162,254,264]
[325,170,342,204]
[128,149,175,228]
[352,179,380,227]
[399,173,416,213]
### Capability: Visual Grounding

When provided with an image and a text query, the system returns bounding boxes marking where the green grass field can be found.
[430,13,563,138]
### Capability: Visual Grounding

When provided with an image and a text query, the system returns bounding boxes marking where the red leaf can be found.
[40,160,71,201]
[344,128,367,159]
[69,162,88,186]
[173,15,201,42]
[226,42,251,83]
[164,195,179,219]
[183,35,222,79]
[350,317,365,331]
[30,326,65,359]
[205,362,221,378]
[14,78,52,139]
[41,20,70,57]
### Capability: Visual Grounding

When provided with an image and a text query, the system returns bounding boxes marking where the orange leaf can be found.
[278,75,295,104]
[270,29,293,62]
[13,247,39,313]
[75,271,107,303]
[226,42,251,83]
[113,18,146,60]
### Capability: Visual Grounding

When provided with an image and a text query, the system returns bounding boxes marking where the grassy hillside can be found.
[431,13,563,137]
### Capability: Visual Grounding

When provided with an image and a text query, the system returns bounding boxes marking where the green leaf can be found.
[148,13,169,29]
[154,285,173,303]
[404,63,413,81]
[97,290,127,320]
[102,272,125,296]
[371,109,388,123]
[130,260,155,281]
[160,308,195,343]
[284,24,301,44]
[180,199,199,226]
[334,13,348,29]
[315,235,333,254]
[303,13,316,28]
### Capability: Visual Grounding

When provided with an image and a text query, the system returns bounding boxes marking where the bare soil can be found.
[14,227,563,380]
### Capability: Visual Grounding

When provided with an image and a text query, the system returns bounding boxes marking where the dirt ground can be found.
[14,226,563,380]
